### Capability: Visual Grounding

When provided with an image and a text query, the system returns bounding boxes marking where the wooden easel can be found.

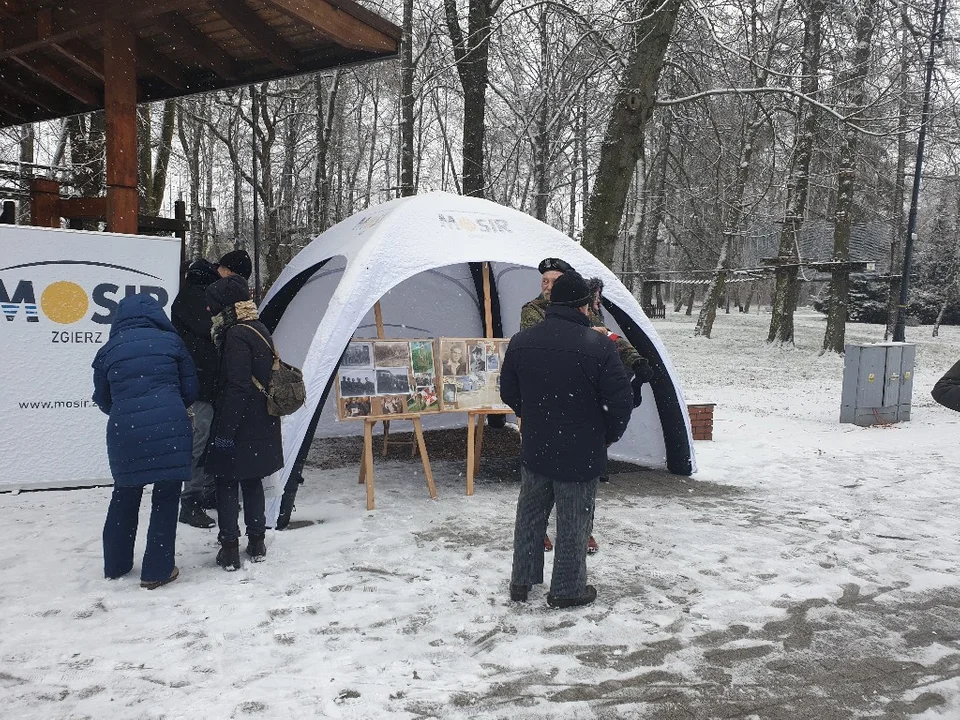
[463,263,515,495]
[353,300,437,510]
[465,408,513,495]
[358,413,437,510]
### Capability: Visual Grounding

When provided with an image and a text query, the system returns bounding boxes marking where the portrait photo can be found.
[442,383,457,405]
[441,341,467,376]
[467,344,486,374]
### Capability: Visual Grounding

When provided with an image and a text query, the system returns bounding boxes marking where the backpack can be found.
[238,325,306,416]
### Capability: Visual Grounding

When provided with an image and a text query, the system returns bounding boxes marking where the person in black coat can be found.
[204,274,284,570]
[171,258,221,528]
[500,271,633,608]
[933,360,960,411]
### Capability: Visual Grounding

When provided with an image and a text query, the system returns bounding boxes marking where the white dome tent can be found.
[260,192,696,502]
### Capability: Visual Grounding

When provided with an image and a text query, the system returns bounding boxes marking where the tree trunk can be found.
[137,106,152,213]
[533,6,551,220]
[640,116,672,305]
[822,0,877,355]
[768,0,824,345]
[19,123,34,223]
[399,0,416,197]
[695,0,786,338]
[885,27,910,340]
[149,100,175,216]
[444,0,494,197]
[580,0,681,267]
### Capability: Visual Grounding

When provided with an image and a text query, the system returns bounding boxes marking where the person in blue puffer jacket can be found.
[92,293,199,589]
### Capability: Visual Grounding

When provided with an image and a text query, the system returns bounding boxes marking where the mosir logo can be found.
[438,214,511,233]
[0,260,169,341]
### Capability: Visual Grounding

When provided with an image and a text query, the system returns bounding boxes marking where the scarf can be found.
[211,300,260,351]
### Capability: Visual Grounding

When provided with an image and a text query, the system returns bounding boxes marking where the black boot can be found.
[216,539,241,571]
[245,534,266,562]
[179,500,216,529]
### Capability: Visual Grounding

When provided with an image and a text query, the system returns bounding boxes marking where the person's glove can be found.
[206,436,236,467]
[631,358,654,408]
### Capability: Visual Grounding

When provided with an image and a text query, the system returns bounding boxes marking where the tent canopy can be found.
[261,192,696,485]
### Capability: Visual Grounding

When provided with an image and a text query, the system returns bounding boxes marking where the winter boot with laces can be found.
[245,534,267,562]
[216,539,241,571]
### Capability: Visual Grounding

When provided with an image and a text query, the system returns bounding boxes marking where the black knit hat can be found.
[538,257,574,275]
[550,270,592,308]
[185,258,219,286]
[206,274,250,315]
[217,249,253,279]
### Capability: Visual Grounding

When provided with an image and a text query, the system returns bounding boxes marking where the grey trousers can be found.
[511,466,598,599]
[183,400,215,503]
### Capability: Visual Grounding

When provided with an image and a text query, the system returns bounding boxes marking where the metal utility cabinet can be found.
[840,343,916,426]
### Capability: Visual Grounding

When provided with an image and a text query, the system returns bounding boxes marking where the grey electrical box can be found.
[840,343,915,426]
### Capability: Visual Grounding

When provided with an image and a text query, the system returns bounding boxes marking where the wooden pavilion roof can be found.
[0,0,401,128]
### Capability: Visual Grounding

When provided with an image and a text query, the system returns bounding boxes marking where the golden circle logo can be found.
[457,217,477,232]
[40,281,89,324]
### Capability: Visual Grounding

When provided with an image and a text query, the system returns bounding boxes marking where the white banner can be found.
[0,226,182,491]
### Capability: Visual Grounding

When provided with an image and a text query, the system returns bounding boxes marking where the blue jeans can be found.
[103,481,181,583]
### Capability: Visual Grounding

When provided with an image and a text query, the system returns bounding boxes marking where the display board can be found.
[438,337,510,412]
[336,339,440,419]
[0,226,183,491]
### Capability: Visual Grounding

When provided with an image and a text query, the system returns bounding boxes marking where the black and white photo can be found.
[376,367,411,395]
[342,342,373,367]
[339,370,376,397]
[374,341,411,367]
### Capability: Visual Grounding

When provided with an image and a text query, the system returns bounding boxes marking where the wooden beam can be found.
[0,1,196,60]
[104,19,138,235]
[52,39,105,81]
[0,105,26,125]
[30,178,61,228]
[208,0,298,70]
[261,0,398,53]
[11,54,100,107]
[60,196,107,220]
[137,37,188,91]
[158,11,240,81]
[0,62,71,114]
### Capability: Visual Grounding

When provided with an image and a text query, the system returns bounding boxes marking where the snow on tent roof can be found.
[261,191,697,489]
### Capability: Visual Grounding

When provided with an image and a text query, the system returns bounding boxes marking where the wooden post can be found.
[373,300,385,339]
[104,19,138,235]
[466,411,476,496]
[29,178,60,227]
[363,418,376,510]
[412,417,437,499]
[482,261,493,338]
[175,199,187,265]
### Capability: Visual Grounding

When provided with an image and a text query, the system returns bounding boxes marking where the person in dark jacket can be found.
[92,294,199,589]
[171,258,221,528]
[204,274,284,570]
[500,271,634,608]
[216,248,253,280]
[932,360,960,411]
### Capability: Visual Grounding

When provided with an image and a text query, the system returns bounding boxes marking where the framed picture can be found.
[376,367,411,396]
[339,370,376,398]
[340,397,372,418]
[373,341,411,368]
[411,341,436,375]
[438,338,510,412]
[342,342,373,368]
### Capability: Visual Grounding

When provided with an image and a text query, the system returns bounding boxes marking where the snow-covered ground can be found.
[4,309,960,719]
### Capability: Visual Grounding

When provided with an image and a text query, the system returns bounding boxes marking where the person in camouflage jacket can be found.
[518,259,655,555]
[521,260,652,390]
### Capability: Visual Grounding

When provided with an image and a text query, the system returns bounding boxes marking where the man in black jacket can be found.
[500,271,634,608]
[171,259,221,528]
